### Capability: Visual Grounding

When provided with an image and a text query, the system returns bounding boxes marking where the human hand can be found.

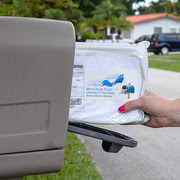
[118,90,180,128]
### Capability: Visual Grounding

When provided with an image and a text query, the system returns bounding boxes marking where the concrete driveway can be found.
[79,68,180,180]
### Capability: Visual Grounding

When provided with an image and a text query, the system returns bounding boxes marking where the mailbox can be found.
[0,17,75,179]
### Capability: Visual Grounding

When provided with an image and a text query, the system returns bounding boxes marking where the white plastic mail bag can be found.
[69,41,150,124]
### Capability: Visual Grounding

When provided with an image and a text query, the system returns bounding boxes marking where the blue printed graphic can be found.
[101,74,124,87]
[121,84,135,94]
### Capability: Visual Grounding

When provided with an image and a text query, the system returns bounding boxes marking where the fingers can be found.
[118,89,156,113]
[118,97,145,113]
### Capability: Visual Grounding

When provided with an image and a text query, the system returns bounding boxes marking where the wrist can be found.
[166,99,180,127]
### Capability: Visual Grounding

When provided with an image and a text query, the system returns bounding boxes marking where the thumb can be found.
[118,97,144,113]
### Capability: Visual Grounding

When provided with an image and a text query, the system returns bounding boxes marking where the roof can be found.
[126,13,180,24]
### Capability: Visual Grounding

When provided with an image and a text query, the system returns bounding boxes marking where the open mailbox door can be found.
[0,17,75,179]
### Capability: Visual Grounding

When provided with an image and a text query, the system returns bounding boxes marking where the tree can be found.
[111,0,145,15]
[175,0,180,15]
[92,0,132,41]
[137,6,150,15]
[66,8,84,32]
[72,0,103,18]
[85,16,104,40]
[111,17,133,32]
[0,0,79,18]
[42,0,78,10]
[0,0,83,34]
[92,0,114,40]
[0,3,15,16]
[44,8,66,20]
[138,0,177,15]
[12,0,44,17]
[0,0,44,17]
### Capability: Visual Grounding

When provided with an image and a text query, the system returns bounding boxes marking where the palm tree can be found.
[92,0,132,42]
[86,16,104,41]
[66,8,84,34]
[92,0,113,41]
[110,17,133,42]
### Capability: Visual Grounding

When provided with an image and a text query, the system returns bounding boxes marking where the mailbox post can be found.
[0,17,75,179]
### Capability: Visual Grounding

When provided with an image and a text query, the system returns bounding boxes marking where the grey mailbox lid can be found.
[0,17,75,154]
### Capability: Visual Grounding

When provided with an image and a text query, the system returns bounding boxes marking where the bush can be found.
[97,32,103,39]
[81,30,95,41]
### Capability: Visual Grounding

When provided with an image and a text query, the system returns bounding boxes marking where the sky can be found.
[133,0,177,9]
[140,0,159,6]
[133,0,158,10]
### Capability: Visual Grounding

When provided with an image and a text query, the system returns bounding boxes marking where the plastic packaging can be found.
[69,41,150,124]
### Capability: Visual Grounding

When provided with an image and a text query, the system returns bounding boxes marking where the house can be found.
[124,13,180,41]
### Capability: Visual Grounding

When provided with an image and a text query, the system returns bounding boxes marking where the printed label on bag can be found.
[84,68,138,101]
[70,64,84,110]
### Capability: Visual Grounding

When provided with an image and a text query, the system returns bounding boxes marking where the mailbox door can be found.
[0,17,75,154]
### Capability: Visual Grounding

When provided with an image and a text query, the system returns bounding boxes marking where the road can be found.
[79,68,180,180]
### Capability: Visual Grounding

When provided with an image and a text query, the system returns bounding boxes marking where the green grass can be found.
[149,60,180,72]
[149,54,180,61]
[23,132,102,180]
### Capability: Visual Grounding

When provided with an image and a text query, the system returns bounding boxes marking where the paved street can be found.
[79,68,180,180]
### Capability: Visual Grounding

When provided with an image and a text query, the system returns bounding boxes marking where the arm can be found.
[118,90,180,128]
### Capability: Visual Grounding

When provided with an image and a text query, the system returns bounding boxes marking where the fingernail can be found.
[118,105,126,112]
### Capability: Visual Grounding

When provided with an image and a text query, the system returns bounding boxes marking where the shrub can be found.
[81,30,95,41]
[97,32,103,39]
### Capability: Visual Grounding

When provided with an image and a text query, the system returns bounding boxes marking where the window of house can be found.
[154,27,162,33]
[170,28,177,33]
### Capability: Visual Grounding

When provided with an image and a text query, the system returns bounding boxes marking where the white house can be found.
[124,13,180,41]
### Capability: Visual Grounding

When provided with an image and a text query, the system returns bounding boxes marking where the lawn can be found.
[149,54,180,61]
[148,60,180,72]
[23,132,102,180]
[148,54,180,72]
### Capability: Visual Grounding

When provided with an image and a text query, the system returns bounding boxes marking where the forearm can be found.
[166,98,180,127]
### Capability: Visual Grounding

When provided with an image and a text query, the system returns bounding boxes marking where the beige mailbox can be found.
[0,17,75,179]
